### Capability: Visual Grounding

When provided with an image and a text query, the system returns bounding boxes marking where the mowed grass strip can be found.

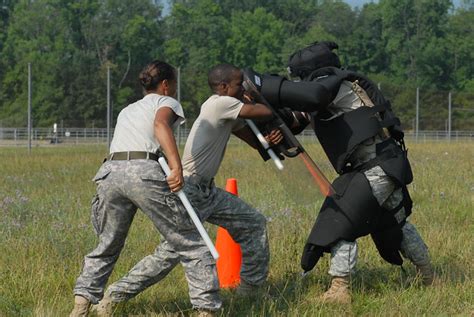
[0,142,472,316]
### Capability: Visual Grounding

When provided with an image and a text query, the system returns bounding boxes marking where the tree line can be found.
[0,0,473,130]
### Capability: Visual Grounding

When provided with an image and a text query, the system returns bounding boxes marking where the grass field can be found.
[0,142,473,316]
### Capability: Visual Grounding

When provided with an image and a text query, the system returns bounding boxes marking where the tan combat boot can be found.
[192,309,217,317]
[92,292,115,317]
[415,262,435,286]
[320,276,351,304]
[69,295,90,317]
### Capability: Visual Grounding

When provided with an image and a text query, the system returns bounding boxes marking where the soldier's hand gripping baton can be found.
[245,119,284,170]
[242,69,335,197]
[158,157,219,260]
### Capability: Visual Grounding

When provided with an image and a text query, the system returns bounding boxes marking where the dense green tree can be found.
[447,6,474,91]
[0,0,163,127]
[200,0,319,34]
[380,0,453,86]
[163,0,228,119]
[282,24,336,74]
[0,0,17,60]
[0,0,471,129]
[342,3,389,74]
[225,8,286,73]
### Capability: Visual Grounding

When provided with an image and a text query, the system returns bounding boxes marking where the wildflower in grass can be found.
[3,196,14,205]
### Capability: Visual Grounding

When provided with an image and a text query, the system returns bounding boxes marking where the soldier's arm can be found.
[238,103,273,120]
[154,107,183,192]
[233,125,283,150]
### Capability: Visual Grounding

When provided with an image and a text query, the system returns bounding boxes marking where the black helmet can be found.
[287,41,341,78]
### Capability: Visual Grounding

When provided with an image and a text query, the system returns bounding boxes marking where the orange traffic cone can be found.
[215,178,242,288]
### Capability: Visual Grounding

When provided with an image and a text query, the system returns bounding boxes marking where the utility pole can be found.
[177,66,181,146]
[448,91,452,142]
[107,65,111,150]
[28,63,32,154]
[415,87,419,142]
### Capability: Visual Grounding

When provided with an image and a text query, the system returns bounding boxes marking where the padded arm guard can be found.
[261,74,344,112]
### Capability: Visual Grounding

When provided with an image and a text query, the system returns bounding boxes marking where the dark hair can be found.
[208,63,241,93]
[139,60,176,91]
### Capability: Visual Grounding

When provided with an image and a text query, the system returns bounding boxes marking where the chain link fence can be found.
[1,127,472,147]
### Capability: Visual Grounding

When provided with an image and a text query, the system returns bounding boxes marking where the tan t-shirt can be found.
[182,95,246,179]
[110,93,184,153]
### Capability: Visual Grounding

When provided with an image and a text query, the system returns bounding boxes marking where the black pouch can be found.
[377,139,413,186]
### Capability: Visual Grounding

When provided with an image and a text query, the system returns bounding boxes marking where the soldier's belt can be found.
[107,151,161,161]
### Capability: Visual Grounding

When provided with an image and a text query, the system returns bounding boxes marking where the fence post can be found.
[448,91,452,142]
[415,87,419,142]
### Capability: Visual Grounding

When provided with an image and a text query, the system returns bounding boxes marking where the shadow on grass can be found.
[114,296,191,316]
[352,256,467,294]
[106,258,467,316]
[109,271,316,316]
[219,271,323,316]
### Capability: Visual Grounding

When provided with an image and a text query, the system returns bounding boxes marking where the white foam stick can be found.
[245,119,284,170]
[158,157,219,260]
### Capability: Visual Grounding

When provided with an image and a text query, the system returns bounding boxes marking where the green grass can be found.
[0,142,473,316]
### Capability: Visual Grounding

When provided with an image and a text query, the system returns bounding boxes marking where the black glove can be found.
[389,126,405,141]
[277,108,311,135]
[301,243,324,272]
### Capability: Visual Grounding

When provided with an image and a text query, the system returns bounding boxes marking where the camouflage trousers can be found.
[106,174,269,303]
[73,160,221,310]
[328,166,430,277]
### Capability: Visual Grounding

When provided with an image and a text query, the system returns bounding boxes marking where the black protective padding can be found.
[313,106,383,174]
[371,227,404,265]
[260,70,343,111]
[306,172,383,247]
[343,70,405,141]
[301,243,326,272]
[260,75,284,107]
[370,186,413,265]
[376,140,414,186]
[278,75,343,111]
[302,171,408,270]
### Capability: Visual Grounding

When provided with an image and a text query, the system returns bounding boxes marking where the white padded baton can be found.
[158,157,219,260]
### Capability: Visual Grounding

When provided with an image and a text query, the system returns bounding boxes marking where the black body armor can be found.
[260,66,414,272]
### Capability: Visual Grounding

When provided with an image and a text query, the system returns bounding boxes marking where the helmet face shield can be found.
[287,41,341,78]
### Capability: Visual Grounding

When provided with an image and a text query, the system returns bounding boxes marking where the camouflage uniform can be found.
[328,165,430,277]
[106,174,269,302]
[73,160,221,311]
